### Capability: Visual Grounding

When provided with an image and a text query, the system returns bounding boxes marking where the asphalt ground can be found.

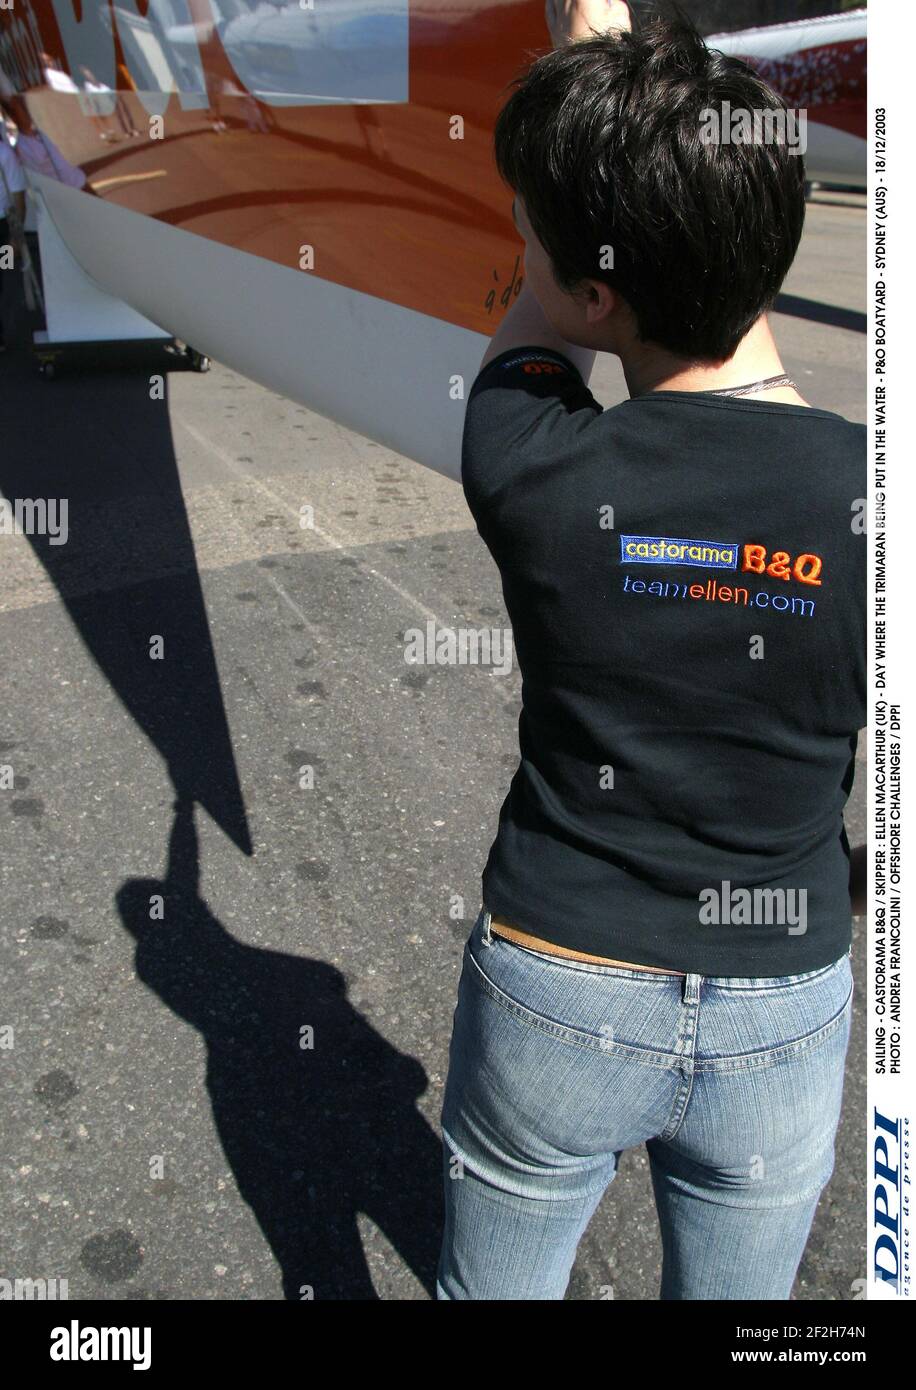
[0,190,867,1300]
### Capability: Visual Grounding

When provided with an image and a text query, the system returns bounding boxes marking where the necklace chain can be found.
[703,373,798,398]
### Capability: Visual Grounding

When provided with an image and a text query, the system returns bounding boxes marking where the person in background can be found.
[1,95,88,191]
[114,61,143,139]
[0,130,26,352]
[39,51,80,96]
[0,94,94,334]
[78,66,125,144]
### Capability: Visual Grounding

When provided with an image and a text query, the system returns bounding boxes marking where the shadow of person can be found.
[0,305,251,857]
[116,800,444,1299]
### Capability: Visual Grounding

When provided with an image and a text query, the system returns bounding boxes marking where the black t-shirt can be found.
[462,346,866,976]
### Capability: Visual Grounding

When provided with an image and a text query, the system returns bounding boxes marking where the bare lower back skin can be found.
[488,915,687,975]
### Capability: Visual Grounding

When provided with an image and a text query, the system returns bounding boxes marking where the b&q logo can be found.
[741,544,823,586]
[620,535,824,585]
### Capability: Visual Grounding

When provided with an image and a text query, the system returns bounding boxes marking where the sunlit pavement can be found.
[0,192,867,1300]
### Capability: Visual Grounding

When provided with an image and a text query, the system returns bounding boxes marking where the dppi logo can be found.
[873,1107,903,1292]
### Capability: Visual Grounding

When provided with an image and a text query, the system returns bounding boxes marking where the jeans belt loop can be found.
[683,972,702,1005]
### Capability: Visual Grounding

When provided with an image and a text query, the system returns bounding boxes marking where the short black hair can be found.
[493,12,807,361]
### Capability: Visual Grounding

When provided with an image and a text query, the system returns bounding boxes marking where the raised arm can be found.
[478,2,633,380]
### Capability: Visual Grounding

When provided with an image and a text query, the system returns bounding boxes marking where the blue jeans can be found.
[437,907,854,1300]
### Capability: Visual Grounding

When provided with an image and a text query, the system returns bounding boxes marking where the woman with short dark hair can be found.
[437,2,865,1300]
